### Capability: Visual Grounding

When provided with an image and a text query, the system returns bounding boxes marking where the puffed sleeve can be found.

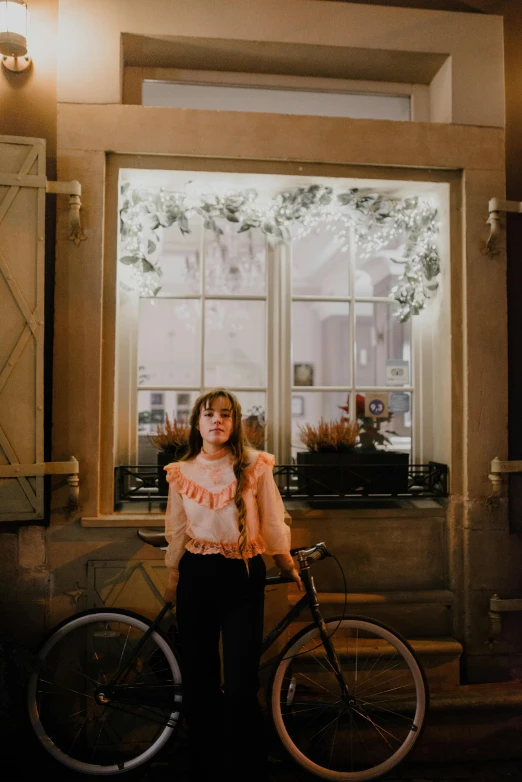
[256,453,294,571]
[164,463,190,586]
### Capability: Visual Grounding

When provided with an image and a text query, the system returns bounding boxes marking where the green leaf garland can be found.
[119,183,440,321]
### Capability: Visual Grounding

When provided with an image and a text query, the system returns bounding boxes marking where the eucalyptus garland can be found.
[119,183,440,321]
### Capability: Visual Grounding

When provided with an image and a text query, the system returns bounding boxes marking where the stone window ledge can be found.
[81,499,445,528]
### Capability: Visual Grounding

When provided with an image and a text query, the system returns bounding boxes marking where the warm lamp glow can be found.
[0,0,30,72]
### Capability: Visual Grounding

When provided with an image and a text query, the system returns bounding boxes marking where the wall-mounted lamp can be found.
[0,1,30,72]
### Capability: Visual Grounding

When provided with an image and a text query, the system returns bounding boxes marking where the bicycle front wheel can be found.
[27,609,182,776]
[269,615,428,781]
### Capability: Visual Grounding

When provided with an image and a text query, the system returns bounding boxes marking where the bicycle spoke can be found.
[116,623,132,674]
[28,612,182,774]
[38,677,96,701]
[293,669,339,697]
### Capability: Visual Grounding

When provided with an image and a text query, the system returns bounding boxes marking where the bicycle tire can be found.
[269,615,428,781]
[27,608,182,776]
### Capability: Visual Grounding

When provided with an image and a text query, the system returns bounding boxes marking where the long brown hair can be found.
[183,389,251,565]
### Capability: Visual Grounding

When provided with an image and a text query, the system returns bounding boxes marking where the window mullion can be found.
[199,223,206,392]
[269,241,291,464]
[280,244,292,464]
[349,227,357,426]
[266,239,276,457]
[412,320,422,464]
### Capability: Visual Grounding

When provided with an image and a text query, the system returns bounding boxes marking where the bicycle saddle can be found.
[137,528,167,548]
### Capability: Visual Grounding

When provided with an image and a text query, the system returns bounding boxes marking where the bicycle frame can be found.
[262,560,349,697]
[106,548,347,697]
[262,567,319,655]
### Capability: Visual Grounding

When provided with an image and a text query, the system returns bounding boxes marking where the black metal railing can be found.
[114,461,448,509]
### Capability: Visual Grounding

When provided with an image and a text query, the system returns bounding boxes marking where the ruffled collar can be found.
[198,446,231,462]
[164,450,275,510]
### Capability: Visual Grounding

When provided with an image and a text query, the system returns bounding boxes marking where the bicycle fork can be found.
[299,560,353,705]
[311,608,353,703]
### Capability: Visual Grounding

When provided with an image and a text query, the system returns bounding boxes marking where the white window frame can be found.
[125,228,416,467]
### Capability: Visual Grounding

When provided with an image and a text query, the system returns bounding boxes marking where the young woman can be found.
[163,388,301,782]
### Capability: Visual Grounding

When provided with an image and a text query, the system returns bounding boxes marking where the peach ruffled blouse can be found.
[164,447,294,577]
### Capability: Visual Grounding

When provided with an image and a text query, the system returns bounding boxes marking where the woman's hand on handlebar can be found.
[281,566,303,591]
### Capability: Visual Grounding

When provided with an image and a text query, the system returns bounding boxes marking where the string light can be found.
[118,183,440,320]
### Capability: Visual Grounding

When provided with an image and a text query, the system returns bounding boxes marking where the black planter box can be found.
[156,448,187,497]
[296,450,409,496]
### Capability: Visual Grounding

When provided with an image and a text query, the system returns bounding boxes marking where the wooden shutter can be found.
[0,135,46,521]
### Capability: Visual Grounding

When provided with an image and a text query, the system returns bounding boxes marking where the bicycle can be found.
[27,531,428,780]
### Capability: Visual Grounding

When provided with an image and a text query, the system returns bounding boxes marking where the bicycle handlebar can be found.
[291,542,331,565]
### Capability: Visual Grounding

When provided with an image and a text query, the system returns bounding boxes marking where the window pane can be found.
[355,228,410,298]
[292,302,351,386]
[137,389,199,464]
[155,215,202,296]
[136,389,267,462]
[388,392,412,454]
[205,223,266,295]
[237,392,267,451]
[292,224,349,297]
[355,302,411,386]
[291,391,349,459]
[138,299,201,386]
[204,300,266,387]
[143,81,410,121]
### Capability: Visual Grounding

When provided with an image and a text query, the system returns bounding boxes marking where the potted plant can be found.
[297,407,409,496]
[338,393,395,451]
[149,413,267,496]
[336,393,409,494]
[296,418,363,495]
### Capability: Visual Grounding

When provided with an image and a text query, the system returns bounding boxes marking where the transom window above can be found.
[142,80,411,121]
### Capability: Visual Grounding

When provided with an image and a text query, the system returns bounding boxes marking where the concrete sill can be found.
[81,514,165,528]
[81,499,445,527]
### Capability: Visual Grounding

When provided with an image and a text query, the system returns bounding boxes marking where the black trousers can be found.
[176,551,268,782]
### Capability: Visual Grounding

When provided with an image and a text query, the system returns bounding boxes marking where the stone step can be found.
[287,589,454,637]
[279,608,463,693]
[410,680,522,762]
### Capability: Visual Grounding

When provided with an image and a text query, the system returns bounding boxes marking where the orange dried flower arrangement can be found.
[149,413,266,452]
[298,418,360,453]
[149,414,190,454]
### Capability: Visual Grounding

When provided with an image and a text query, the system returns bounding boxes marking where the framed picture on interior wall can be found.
[177,393,191,406]
[292,395,305,417]
[294,363,314,387]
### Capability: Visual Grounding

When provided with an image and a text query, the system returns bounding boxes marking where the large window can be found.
[115,170,448,468]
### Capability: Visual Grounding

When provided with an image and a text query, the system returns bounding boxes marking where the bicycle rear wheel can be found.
[27,609,182,776]
[269,615,428,781]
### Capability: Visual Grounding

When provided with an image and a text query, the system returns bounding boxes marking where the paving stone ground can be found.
[5,724,522,782]
[4,699,522,782]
